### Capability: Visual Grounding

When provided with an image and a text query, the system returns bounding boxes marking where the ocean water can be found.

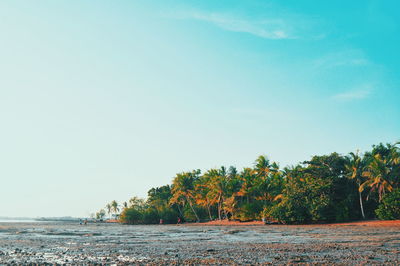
[0,219,40,223]
[0,221,314,244]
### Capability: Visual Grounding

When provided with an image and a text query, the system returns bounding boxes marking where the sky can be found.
[0,0,399,218]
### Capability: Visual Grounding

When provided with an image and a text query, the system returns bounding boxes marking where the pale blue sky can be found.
[0,0,399,217]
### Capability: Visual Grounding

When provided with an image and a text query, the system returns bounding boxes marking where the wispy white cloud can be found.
[333,84,373,100]
[166,8,324,40]
[188,13,293,39]
[314,50,371,68]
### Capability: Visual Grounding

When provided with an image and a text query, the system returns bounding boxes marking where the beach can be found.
[0,220,399,264]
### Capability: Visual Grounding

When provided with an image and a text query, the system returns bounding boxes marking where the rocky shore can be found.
[0,221,399,264]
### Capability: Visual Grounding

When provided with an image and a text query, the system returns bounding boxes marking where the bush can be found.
[268,198,309,224]
[143,208,160,224]
[235,202,263,221]
[120,208,143,224]
[159,208,180,223]
[375,189,400,220]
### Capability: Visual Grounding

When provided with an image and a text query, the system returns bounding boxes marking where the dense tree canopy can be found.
[99,142,399,224]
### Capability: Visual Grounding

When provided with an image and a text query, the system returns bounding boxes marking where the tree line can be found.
[96,142,400,224]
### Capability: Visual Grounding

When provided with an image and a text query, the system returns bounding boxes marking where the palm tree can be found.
[96,209,106,220]
[195,173,214,220]
[227,166,238,179]
[361,154,394,202]
[106,203,112,219]
[253,156,280,204]
[237,168,258,204]
[203,167,228,220]
[223,166,241,219]
[346,151,366,219]
[254,155,272,179]
[111,200,119,218]
[170,170,201,222]
[195,184,213,221]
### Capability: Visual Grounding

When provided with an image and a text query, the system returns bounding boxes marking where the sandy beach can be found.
[0,220,399,264]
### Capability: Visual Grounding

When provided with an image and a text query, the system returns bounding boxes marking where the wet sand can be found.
[0,221,399,264]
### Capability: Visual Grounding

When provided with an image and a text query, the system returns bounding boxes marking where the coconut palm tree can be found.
[106,203,112,219]
[170,170,201,222]
[361,154,394,202]
[111,200,119,218]
[346,151,366,219]
[237,168,257,203]
[223,166,241,219]
[203,167,228,220]
[195,184,213,220]
[96,209,106,220]
[195,172,214,220]
[253,156,281,204]
[254,155,272,179]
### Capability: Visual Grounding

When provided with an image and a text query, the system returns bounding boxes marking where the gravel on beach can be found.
[0,221,399,265]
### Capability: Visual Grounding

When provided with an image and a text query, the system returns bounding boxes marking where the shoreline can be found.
[106,219,400,227]
[184,219,400,227]
[1,220,399,264]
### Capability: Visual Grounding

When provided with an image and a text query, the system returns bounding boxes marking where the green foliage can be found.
[142,208,160,224]
[147,185,173,211]
[235,202,263,221]
[95,209,106,220]
[120,208,143,224]
[375,189,400,220]
[270,153,364,224]
[182,205,208,222]
[100,142,400,225]
[159,208,180,223]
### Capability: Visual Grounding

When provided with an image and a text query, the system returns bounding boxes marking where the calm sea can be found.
[0,219,40,223]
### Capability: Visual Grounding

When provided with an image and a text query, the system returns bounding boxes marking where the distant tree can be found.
[120,208,143,224]
[203,167,227,220]
[128,197,146,210]
[97,141,400,224]
[375,189,400,220]
[111,200,119,218]
[106,203,112,219]
[361,152,397,202]
[195,173,214,220]
[346,152,366,219]
[147,185,173,212]
[96,209,106,220]
[170,170,201,222]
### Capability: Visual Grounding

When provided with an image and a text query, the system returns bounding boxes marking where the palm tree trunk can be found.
[176,204,183,217]
[218,195,222,220]
[359,190,365,219]
[217,202,221,220]
[357,181,365,219]
[187,198,200,222]
[221,196,227,219]
[207,204,212,221]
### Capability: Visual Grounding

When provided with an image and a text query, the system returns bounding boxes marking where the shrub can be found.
[235,202,263,221]
[159,208,180,223]
[375,189,400,220]
[143,208,160,224]
[120,208,143,224]
[269,198,310,224]
[181,205,203,222]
